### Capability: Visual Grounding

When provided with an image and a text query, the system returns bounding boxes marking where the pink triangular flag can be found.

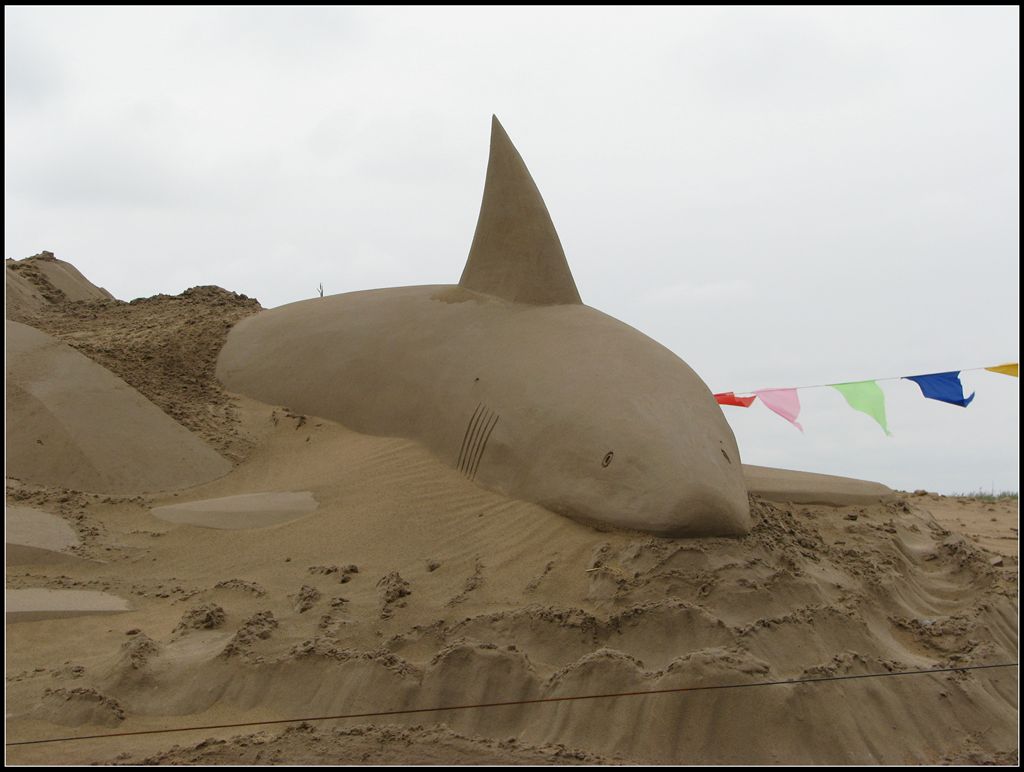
[754,388,804,432]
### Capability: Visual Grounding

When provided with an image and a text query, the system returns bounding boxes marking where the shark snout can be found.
[629,457,750,536]
[664,483,750,537]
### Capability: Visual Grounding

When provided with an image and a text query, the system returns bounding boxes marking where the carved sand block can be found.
[6,320,231,494]
[151,491,319,530]
[6,505,86,565]
[6,589,130,623]
[218,117,749,536]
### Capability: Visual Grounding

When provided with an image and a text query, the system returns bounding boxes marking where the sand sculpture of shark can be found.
[217,117,750,536]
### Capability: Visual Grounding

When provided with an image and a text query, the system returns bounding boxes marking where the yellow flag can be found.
[986,363,1019,377]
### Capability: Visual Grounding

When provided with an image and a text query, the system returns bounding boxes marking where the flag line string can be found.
[6,662,1017,747]
[724,364,1015,397]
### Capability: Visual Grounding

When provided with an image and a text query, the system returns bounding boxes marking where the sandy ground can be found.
[916,492,1019,563]
[5,255,1018,765]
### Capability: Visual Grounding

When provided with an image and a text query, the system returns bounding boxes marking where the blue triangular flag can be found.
[903,371,975,407]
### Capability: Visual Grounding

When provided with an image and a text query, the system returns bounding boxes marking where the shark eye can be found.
[602,451,614,467]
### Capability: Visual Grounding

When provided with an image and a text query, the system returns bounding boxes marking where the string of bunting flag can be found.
[714,363,1018,434]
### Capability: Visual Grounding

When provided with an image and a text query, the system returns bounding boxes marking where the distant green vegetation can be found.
[950,490,1018,502]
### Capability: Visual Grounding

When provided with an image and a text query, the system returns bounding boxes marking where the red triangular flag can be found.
[715,392,757,407]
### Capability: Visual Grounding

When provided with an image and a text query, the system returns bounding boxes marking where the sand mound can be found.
[6,320,231,494]
[743,464,895,505]
[151,492,318,530]
[6,505,83,565]
[33,688,126,728]
[6,589,130,623]
[5,251,113,317]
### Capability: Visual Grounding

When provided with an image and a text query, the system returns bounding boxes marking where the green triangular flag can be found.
[831,381,891,435]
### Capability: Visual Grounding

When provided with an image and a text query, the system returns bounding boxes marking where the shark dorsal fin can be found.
[459,116,582,305]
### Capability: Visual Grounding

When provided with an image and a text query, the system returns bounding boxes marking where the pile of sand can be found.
[5,251,114,317]
[7,252,261,462]
[5,258,1018,765]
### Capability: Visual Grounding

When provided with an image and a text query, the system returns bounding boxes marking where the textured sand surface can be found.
[917,491,1020,562]
[6,398,1017,764]
[4,259,1018,765]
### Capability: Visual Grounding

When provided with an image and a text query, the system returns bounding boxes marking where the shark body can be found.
[217,117,750,536]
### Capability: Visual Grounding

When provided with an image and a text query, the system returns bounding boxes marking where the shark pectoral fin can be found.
[459,115,583,306]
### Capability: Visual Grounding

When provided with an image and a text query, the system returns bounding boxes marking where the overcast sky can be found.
[5,6,1019,494]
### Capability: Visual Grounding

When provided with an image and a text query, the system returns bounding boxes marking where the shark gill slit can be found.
[457,411,481,475]
[464,409,495,475]
[469,413,500,481]
[462,405,494,478]
[460,405,491,476]
[457,403,484,472]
